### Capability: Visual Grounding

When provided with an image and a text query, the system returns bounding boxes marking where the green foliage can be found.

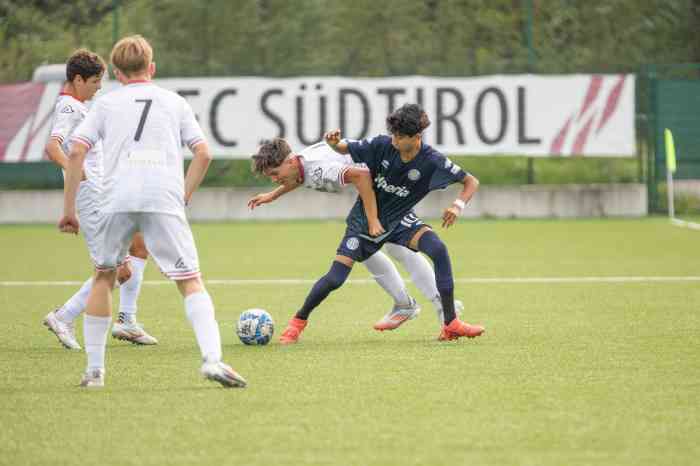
[2,0,700,82]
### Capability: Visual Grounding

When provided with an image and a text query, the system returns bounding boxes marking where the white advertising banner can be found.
[1,74,635,162]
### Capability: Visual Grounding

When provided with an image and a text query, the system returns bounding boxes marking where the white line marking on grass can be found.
[2,276,700,287]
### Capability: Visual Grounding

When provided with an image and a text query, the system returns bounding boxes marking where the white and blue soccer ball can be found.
[236,308,274,345]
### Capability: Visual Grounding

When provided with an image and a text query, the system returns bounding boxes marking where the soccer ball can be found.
[236,309,274,345]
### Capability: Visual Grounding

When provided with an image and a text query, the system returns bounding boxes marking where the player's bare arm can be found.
[45,139,86,180]
[248,181,300,210]
[345,167,385,237]
[324,129,350,154]
[442,173,479,228]
[58,143,88,234]
[184,141,212,205]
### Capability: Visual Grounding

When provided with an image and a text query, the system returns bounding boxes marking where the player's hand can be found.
[58,214,80,235]
[324,129,342,148]
[248,192,275,210]
[441,206,460,228]
[368,218,386,237]
[116,262,133,285]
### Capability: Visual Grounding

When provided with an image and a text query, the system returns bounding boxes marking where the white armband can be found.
[452,199,466,211]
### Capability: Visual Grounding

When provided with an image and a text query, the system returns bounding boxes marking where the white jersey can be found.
[298,142,361,193]
[49,93,103,190]
[71,82,205,218]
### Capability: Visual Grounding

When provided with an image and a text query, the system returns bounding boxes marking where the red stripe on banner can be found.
[571,112,597,155]
[596,75,626,134]
[20,110,53,162]
[549,114,573,155]
[577,75,602,122]
[0,82,45,161]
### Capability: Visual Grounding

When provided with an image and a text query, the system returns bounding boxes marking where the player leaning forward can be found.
[280,104,485,343]
[59,35,246,388]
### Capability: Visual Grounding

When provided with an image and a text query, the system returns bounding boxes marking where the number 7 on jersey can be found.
[134,99,152,141]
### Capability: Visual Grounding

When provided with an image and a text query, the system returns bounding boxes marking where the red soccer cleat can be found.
[279,317,308,344]
[438,318,485,341]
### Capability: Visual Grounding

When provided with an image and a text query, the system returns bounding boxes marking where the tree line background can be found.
[1,0,700,83]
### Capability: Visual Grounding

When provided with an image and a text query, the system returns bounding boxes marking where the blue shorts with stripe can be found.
[336,213,431,262]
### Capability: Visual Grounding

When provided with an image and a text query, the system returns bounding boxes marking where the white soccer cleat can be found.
[200,356,247,388]
[373,297,421,331]
[436,299,465,324]
[43,311,82,350]
[79,368,105,388]
[111,321,159,345]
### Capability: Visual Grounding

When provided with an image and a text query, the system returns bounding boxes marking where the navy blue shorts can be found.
[336,213,431,262]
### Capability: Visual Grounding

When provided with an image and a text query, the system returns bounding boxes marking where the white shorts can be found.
[76,182,104,266]
[95,212,201,280]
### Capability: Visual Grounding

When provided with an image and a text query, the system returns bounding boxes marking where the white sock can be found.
[363,250,412,306]
[384,243,441,308]
[184,291,222,361]
[118,257,146,322]
[83,314,111,371]
[55,278,93,323]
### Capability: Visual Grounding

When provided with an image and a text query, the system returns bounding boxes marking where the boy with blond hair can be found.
[59,35,246,388]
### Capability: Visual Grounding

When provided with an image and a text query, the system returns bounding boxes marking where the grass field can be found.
[1,218,699,466]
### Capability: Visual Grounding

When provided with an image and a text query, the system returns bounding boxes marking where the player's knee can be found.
[324,261,352,290]
[417,230,448,262]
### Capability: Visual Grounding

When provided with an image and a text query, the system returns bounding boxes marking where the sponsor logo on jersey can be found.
[444,158,462,175]
[381,160,390,169]
[175,257,187,269]
[346,237,360,250]
[407,169,421,181]
[374,175,410,197]
[60,105,75,114]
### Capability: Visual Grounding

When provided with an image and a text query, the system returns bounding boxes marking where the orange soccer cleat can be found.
[279,317,308,344]
[438,318,485,341]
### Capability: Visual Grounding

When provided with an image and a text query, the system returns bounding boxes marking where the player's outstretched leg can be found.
[178,278,246,388]
[363,251,421,331]
[112,255,158,345]
[280,260,352,344]
[383,243,464,324]
[43,277,93,350]
[415,230,484,340]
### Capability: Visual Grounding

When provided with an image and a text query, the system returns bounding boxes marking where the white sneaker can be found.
[373,297,421,331]
[436,299,465,324]
[43,310,81,350]
[112,321,158,345]
[79,368,105,388]
[201,356,247,388]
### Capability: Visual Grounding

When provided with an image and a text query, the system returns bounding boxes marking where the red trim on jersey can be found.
[72,136,93,150]
[340,165,368,186]
[292,156,304,183]
[127,79,151,84]
[59,91,85,103]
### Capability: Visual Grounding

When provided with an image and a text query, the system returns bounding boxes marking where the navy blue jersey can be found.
[345,135,468,240]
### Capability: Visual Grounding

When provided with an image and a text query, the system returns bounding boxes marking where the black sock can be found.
[417,230,457,325]
[295,261,352,320]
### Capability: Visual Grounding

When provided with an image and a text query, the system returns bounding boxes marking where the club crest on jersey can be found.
[381,160,390,169]
[346,237,360,250]
[407,169,421,181]
[311,167,323,186]
[60,105,74,114]
[374,175,410,197]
